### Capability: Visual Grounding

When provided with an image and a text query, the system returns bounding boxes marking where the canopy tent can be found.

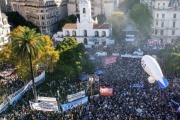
[95,70,103,75]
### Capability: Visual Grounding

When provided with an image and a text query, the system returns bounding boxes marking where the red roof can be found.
[62,23,77,29]
[62,23,110,29]
[93,24,110,29]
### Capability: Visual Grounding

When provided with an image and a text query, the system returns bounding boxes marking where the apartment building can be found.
[67,0,117,18]
[0,9,11,51]
[11,0,68,35]
[141,0,180,44]
[0,0,13,12]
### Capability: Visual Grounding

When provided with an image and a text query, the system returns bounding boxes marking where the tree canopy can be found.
[6,12,40,32]
[119,0,139,12]
[157,42,180,74]
[57,37,95,78]
[0,26,59,80]
[94,14,106,24]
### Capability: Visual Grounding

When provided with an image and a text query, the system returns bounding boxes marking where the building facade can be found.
[53,0,114,47]
[67,0,117,18]
[141,0,180,44]
[0,9,11,51]
[0,0,13,12]
[11,0,68,35]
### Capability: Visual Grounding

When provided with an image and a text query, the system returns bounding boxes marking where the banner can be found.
[0,71,46,113]
[104,56,117,66]
[38,96,57,102]
[67,91,85,102]
[29,101,58,112]
[100,86,113,96]
[61,97,88,112]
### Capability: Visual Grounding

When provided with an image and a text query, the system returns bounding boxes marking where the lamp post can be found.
[89,76,94,103]
[35,64,39,77]
[57,90,61,113]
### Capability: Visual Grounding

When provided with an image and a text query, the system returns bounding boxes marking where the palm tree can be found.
[10,26,44,101]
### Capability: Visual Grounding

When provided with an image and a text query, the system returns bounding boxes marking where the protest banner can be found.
[67,91,85,102]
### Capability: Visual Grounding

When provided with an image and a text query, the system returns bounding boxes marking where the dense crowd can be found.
[0,44,180,120]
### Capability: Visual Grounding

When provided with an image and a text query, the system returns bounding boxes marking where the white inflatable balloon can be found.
[141,55,168,88]
[148,76,155,83]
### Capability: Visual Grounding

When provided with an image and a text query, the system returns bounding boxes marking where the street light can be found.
[89,76,94,102]
[56,90,61,113]
[35,64,39,77]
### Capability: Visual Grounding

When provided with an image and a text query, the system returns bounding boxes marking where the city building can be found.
[53,0,114,47]
[0,9,11,51]
[67,0,118,18]
[11,0,68,35]
[0,0,13,12]
[141,0,180,44]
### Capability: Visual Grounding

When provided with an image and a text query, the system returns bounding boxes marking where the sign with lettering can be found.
[100,86,113,96]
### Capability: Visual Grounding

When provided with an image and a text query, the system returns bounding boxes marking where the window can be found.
[173,14,176,18]
[171,39,174,43]
[162,14,165,18]
[161,22,164,27]
[160,39,163,43]
[72,30,76,36]
[173,21,176,27]
[84,30,87,36]
[163,3,165,8]
[83,8,86,13]
[157,14,159,18]
[156,21,158,26]
[172,30,175,35]
[160,30,164,35]
[155,29,158,35]
[101,31,106,37]
[95,31,99,37]
[158,3,160,8]
[84,38,88,45]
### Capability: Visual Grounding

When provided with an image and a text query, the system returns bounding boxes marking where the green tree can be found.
[9,26,44,101]
[35,35,59,72]
[58,38,83,78]
[68,14,78,23]
[94,14,106,23]
[119,0,139,11]
[0,43,17,65]
[0,36,59,80]
[157,43,180,74]
[82,54,96,74]
[6,12,40,32]
[130,4,152,36]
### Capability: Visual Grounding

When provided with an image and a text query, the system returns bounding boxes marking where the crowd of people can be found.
[0,68,24,103]
[0,44,180,120]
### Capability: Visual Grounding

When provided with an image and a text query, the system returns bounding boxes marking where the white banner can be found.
[61,97,88,112]
[67,91,85,102]
[29,101,58,112]
[38,96,57,102]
